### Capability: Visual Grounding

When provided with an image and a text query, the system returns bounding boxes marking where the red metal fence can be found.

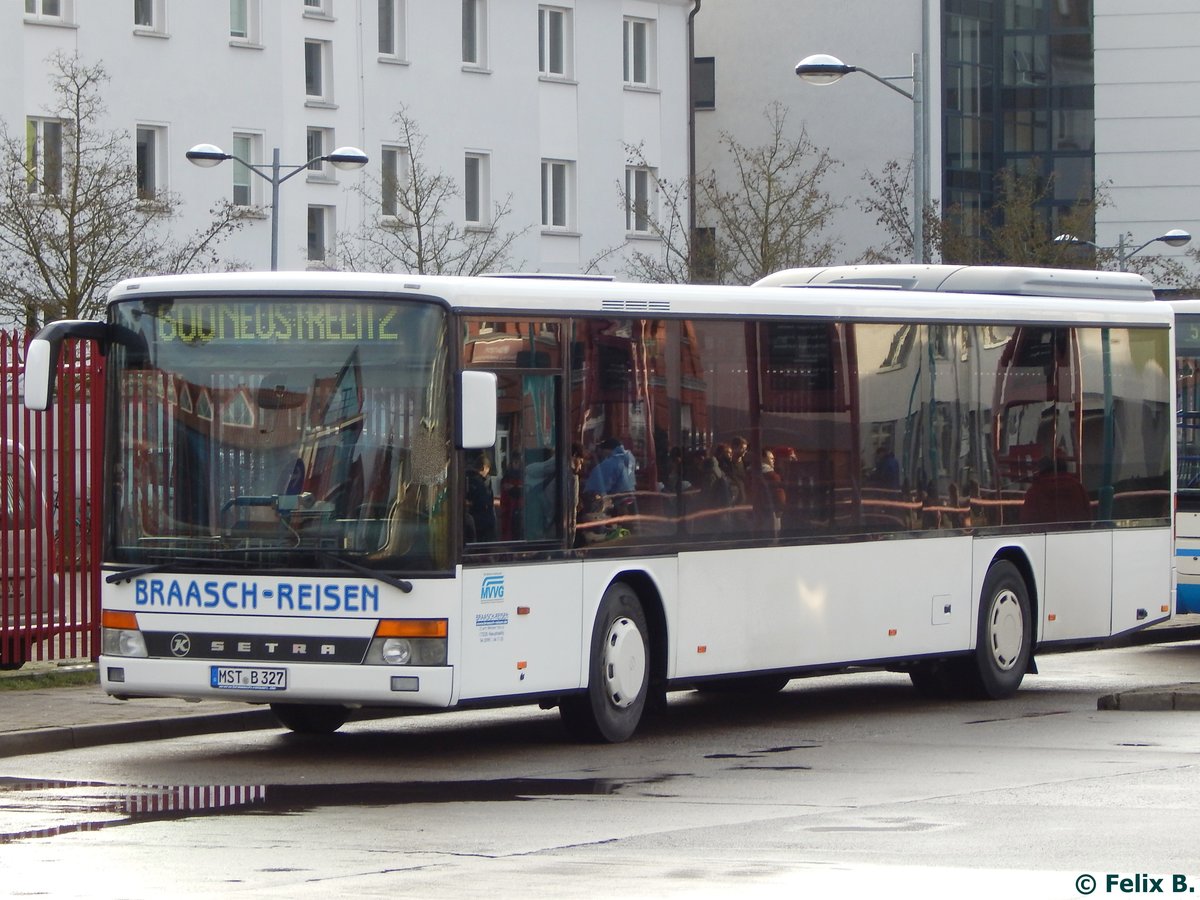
[0,331,104,668]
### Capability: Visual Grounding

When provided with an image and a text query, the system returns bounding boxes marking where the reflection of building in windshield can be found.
[111,298,451,567]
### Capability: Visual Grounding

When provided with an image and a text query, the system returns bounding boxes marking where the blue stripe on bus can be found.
[1177,584,1200,615]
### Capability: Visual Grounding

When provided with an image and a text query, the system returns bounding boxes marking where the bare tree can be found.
[860,158,1111,269]
[339,106,525,276]
[857,158,939,264]
[621,103,842,284]
[0,52,244,328]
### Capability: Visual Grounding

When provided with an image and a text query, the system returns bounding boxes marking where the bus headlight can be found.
[101,610,148,658]
[102,627,148,658]
[365,619,448,666]
[382,638,412,665]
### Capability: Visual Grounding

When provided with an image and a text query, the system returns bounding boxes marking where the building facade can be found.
[693,0,1199,276]
[12,0,691,276]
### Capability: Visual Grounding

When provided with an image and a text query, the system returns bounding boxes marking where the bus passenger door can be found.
[458,562,584,701]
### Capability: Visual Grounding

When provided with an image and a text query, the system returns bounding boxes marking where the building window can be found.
[26,118,64,196]
[380,145,408,217]
[306,127,333,178]
[230,0,260,42]
[465,153,489,224]
[25,0,67,21]
[231,132,260,206]
[133,0,160,30]
[136,126,165,201]
[307,205,334,263]
[540,159,572,229]
[378,0,405,57]
[625,166,654,233]
[692,56,715,109]
[623,17,654,87]
[462,0,486,67]
[305,40,332,101]
[303,0,329,14]
[538,6,571,78]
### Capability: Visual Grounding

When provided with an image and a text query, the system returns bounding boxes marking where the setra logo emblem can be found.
[169,633,191,657]
[480,574,504,600]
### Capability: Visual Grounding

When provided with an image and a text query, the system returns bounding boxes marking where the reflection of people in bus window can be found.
[1020,456,1091,524]
[567,443,586,545]
[751,448,785,534]
[584,438,636,524]
[465,451,496,542]
[871,445,900,490]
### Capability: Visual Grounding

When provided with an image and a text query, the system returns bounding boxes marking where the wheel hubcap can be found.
[602,616,647,708]
[989,589,1024,671]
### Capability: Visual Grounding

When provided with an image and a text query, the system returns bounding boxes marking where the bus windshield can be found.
[107,296,451,572]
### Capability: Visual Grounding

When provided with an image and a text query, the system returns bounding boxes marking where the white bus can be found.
[24,266,1174,741]
[1168,299,1200,614]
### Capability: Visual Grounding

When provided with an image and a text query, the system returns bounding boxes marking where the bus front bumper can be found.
[98,656,455,709]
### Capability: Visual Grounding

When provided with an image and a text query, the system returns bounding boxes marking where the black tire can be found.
[560,582,649,743]
[964,560,1032,699]
[270,703,351,735]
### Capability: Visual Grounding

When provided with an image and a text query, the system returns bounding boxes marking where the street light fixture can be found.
[795,52,928,264]
[185,143,369,271]
[1053,228,1191,272]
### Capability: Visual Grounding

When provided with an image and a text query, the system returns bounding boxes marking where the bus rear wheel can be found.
[270,703,351,735]
[560,582,649,743]
[964,560,1032,699]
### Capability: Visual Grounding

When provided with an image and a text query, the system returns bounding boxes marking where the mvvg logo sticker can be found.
[480,574,505,600]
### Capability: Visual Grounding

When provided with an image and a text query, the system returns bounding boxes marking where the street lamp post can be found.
[185,143,369,271]
[795,52,927,265]
[1053,228,1191,272]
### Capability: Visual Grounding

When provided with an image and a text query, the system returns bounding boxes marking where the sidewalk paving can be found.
[2,618,1199,759]
[0,669,278,758]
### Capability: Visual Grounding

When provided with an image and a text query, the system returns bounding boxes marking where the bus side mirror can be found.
[459,371,498,450]
[23,338,55,412]
[23,320,109,412]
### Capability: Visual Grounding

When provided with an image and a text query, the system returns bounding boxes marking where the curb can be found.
[1097,684,1200,711]
[0,709,279,759]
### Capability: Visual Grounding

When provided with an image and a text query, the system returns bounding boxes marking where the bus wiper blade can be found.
[104,557,238,583]
[106,563,171,583]
[310,549,413,594]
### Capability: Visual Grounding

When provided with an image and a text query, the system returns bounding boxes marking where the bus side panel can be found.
[1174,510,1200,614]
[1040,531,1113,641]
[458,561,584,702]
[673,538,973,680]
[1112,527,1173,631]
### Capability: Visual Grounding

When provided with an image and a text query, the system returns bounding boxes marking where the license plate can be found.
[210,665,287,691]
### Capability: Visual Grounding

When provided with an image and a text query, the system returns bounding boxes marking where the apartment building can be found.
[12,0,691,275]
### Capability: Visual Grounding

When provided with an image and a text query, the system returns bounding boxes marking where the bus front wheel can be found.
[559,582,649,743]
[966,560,1032,699]
[270,703,351,735]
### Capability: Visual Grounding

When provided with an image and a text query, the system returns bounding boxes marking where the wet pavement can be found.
[1,616,1198,759]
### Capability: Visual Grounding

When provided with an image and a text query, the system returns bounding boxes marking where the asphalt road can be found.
[2,639,1199,899]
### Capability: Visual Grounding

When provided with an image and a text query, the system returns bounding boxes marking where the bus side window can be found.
[461,317,565,547]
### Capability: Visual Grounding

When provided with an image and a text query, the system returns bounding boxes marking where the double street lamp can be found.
[795,52,928,264]
[186,143,369,271]
[1053,228,1192,272]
